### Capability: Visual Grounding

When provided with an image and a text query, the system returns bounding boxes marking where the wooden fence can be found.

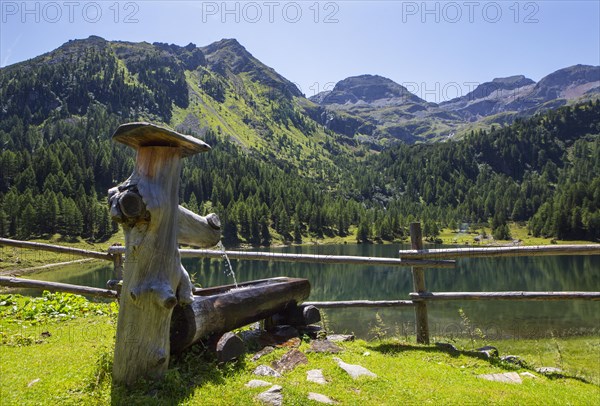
[1,226,600,344]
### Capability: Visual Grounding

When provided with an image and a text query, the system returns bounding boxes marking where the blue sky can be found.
[1,1,599,102]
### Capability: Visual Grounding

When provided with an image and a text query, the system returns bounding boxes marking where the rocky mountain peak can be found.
[311,74,426,106]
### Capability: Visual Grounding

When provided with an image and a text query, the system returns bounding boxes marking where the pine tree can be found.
[260,217,271,246]
[0,208,8,237]
[356,218,371,243]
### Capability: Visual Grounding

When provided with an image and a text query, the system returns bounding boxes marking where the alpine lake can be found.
[26,243,600,340]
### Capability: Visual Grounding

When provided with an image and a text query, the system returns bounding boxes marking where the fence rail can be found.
[2,229,600,344]
[0,276,117,298]
[0,238,114,261]
[410,291,600,301]
[107,246,455,268]
[398,244,600,260]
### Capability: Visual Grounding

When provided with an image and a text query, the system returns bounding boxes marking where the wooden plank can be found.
[304,300,415,308]
[0,238,113,261]
[410,291,600,301]
[0,276,117,298]
[410,222,430,344]
[399,244,600,260]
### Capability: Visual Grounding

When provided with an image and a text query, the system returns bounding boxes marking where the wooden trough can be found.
[170,277,311,353]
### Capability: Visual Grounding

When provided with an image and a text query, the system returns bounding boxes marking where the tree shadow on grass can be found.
[109,344,248,406]
[366,341,595,385]
[367,342,466,358]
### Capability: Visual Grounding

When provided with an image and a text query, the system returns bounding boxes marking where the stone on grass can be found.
[501,355,528,367]
[476,346,499,358]
[272,349,308,374]
[536,367,564,375]
[435,342,459,354]
[254,365,282,377]
[308,392,336,404]
[327,334,354,342]
[477,372,522,384]
[252,346,275,362]
[256,385,283,406]
[246,379,272,388]
[277,337,301,348]
[308,339,342,354]
[520,372,538,379]
[333,357,377,379]
[307,369,328,384]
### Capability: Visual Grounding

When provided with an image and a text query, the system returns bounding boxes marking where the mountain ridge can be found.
[310,64,599,142]
[2,35,598,146]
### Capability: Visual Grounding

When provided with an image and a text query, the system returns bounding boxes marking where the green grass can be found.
[436,223,595,247]
[1,293,599,405]
[0,231,125,272]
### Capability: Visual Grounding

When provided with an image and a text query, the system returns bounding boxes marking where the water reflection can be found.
[186,244,600,338]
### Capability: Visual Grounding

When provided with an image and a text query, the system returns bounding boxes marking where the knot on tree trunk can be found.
[109,185,150,227]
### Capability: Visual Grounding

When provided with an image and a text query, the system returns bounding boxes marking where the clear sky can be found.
[1,1,599,102]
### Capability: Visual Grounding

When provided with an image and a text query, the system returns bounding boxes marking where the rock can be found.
[246,379,272,388]
[242,327,302,349]
[308,392,336,404]
[277,337,301,348]
[256,385,283,406]
[520,372,538,379]
[536,367,564,375]
[308,339,342,354]
[435,342,459,354]
[307,369,328,385]
[327,334,354,342]
[477,372,522,384]
[298,325,325,339]
[272,349,308,374]
[333,357,377,379]
[269,325,299,341]
[253,365,282,377]
[252,346,275,362]
[476,346,499,358]
[501,355,528,367]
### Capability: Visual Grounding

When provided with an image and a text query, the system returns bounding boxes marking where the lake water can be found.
[22,244,600,340]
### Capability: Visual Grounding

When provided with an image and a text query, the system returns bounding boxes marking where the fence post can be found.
[410,222,430,344]
[111,245,123,280]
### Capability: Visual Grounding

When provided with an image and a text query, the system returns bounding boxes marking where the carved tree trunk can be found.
[109,123,218,385]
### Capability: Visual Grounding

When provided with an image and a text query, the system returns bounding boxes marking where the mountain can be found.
[311,65,600,143]
[0,36,349,179]
[201,38,302,99]
[314,74,427,106]
[440,65,600,119]
[438,75,536,119]
[309,75,433,144]
[0,36,598,245]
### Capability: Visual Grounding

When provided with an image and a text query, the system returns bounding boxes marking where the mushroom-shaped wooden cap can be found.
[112,122,210,157]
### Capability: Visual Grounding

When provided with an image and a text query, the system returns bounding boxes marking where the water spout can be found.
[216,241,238,288]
